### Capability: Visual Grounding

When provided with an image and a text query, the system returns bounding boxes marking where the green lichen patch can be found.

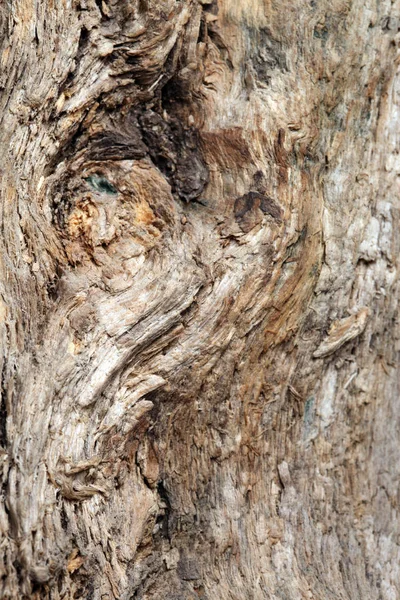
[84,175,118,195]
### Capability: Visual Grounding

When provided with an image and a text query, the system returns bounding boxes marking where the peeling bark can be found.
[0,0,400,599]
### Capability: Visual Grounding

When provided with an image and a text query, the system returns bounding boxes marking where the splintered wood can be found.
[313,307,370,358]
[0,0,399,599]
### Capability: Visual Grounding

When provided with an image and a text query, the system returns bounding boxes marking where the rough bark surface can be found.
[0,0,400,598]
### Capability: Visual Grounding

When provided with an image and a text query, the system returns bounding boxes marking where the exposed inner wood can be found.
[0,0,399,598]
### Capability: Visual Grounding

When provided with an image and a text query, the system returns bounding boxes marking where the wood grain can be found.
[0,0,399,598]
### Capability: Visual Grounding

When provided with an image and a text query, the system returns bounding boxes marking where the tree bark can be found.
[0,0,399,598]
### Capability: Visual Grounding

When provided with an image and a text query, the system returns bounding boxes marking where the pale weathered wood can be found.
[0,0,400,598]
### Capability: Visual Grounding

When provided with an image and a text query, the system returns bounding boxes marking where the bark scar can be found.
[234,191,282,221]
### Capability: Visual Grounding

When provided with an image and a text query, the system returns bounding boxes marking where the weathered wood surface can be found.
[0,0,399,598]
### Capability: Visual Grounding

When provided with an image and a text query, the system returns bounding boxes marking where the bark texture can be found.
[0,0,400,598]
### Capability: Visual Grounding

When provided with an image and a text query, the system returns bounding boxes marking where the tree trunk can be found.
[0,0,399,598]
